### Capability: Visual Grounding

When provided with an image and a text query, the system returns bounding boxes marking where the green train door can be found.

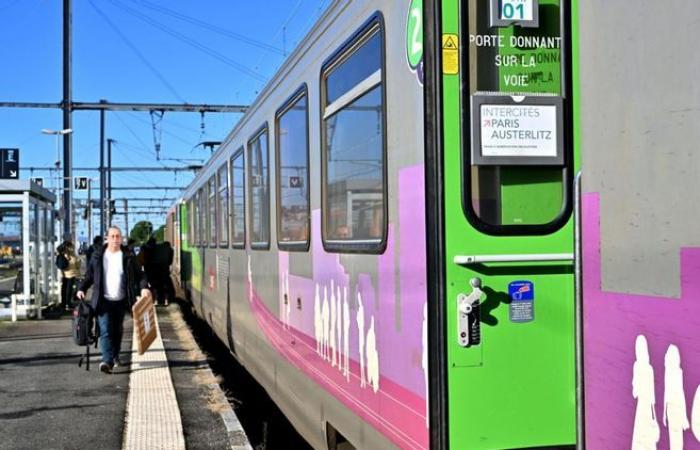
[439,0,580,448]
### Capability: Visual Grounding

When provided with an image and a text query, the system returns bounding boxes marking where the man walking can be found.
[77,226,150,374]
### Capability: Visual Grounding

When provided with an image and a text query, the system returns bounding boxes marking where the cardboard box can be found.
[132,292,157,355]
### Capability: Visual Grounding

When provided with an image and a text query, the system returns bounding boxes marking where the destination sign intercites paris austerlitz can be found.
[480,104,557,158]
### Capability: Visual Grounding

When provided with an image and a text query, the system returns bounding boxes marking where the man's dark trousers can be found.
[97,299,127,365]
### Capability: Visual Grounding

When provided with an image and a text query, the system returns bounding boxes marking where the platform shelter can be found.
[0,180,57,320]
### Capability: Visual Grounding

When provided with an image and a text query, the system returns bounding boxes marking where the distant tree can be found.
[130,221,153,247]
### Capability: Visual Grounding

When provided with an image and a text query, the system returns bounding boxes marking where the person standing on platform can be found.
[140,238,160,303]
[57,241,81,310]
[162,241,175,306]
[76,226,149,374]
[85,235,103,264]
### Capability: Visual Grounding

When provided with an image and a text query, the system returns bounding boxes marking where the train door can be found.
[435,0,580,448]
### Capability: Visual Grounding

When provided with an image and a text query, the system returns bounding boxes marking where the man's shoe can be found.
[113,358,122,368]
[99,362,113,374]
[164,299,169,306]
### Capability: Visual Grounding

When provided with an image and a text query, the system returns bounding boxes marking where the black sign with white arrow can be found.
[74,176,89,191]
[289,176,303,188]
[0,149,19,179]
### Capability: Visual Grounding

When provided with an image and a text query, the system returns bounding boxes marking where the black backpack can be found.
[56,253,69,271]
[72,302,95,346]
[73,302,99,370]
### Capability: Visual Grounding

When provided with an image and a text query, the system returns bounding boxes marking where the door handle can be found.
[457,278,483,347]
[453,253,574,265]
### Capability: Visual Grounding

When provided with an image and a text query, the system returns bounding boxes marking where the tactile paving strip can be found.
[123,314,185,450]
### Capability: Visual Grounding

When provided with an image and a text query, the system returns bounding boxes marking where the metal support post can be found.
[99,100,106,237]
[107,138,114,226]
[63,0,73,242]
[87,178,92,243]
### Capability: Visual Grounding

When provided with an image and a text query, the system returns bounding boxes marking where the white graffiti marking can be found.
[632,335,700,449]
[632,335,659,449]
[664,345,690,450]
[310,281,380,393]
[357,290,366,389]
[366,316,379,393]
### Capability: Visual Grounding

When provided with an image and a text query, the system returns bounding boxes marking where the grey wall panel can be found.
[579,0,700,296]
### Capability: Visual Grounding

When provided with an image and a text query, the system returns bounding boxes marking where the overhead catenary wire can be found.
[124,111,199,148]
[298,0,331,49]
[125,0,285,56]
[150,110,164,159]
[113,112,168,166]
[150,114,203,135]
[253,0,303,76]
[106,0,267,83]
[117,140,159,161]
[88,0,188,103]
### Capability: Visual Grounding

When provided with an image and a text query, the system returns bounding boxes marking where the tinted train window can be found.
[217,164,229,248]
[248,127,270,249]
[188,198,195,247]
[326,32,382,105]
[276,87,310,250]
[230,148,246,248]
[321,19,386,252]
[208,176,217,247]
[462,1,570,233]
[189,198,195,246]
[198,188,206,246]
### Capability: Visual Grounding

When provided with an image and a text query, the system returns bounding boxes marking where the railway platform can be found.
[0,301,251,450]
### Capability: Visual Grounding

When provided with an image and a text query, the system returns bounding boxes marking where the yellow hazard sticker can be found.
[442,34,459,75]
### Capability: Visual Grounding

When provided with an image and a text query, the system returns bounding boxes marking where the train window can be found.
[275,86,310,251]
[462,0,571,234]
[187,198,195,247]
[208,176,217,247]
[198,187,207,247]
[217,164,229,248]
[189,197,196,247]
[325,29,382,105]
[192,192,198,247]
[248,126,270,249]
[321,18,386,252]
[194,191,202,247]
[230,148,246,248]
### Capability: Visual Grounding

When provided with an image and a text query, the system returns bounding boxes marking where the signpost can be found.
[74,176,89,191]
[289,176,303,188]
[0,149,19,179]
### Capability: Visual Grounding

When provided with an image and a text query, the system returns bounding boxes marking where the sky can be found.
[0,0,331,241]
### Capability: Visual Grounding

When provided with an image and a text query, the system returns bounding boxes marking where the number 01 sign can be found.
[490,0,539,28]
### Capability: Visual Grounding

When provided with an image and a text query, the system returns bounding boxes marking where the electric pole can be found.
[63,0,73,242]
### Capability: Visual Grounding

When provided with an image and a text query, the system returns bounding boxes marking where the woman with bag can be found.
[57,241,81,310]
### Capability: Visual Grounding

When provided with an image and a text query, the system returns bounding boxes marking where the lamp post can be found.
[41,128,73,242]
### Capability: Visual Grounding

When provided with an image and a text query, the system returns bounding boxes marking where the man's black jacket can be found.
[78,244,148,310]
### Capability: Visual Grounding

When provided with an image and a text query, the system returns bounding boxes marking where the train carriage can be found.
[164,0,700,449]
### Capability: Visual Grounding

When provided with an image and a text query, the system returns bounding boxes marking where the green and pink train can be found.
[165,1,700,448]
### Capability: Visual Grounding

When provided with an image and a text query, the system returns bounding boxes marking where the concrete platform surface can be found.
[0,303,249,450]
